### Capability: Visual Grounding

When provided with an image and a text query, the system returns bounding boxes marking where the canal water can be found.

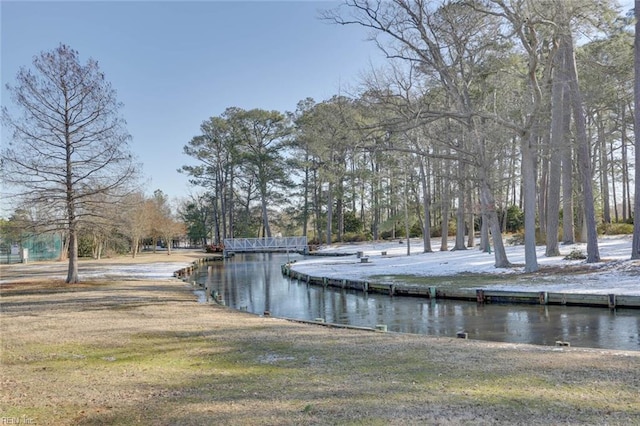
[193,253,640,351]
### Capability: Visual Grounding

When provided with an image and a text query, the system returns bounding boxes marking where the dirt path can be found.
[1,254,639,425]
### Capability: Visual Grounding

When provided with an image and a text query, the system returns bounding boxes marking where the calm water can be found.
[193,253,640,351]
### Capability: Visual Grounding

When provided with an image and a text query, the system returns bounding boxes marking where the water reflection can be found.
[194,253,640,351]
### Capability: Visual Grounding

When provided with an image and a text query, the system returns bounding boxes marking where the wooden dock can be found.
[280,263,640,309]
[173,255,223,279]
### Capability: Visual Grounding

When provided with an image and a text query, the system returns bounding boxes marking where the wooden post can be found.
[429,286,437,299]
[608,294,616,309]
[539,291,548,305]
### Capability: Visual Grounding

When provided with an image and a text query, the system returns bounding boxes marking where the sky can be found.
[1,1,635,214]
[1,1,384,208]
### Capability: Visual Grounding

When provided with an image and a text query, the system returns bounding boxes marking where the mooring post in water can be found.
[608,294,616,309]
[539,291,548,305]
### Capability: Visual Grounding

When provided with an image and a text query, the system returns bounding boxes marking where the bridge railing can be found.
[223,236,308,256]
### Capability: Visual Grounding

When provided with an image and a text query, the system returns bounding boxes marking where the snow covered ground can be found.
[290,235,640,296]
[0,260,194,284]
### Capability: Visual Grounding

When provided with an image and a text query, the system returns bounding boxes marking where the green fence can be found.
[0,233,63,264]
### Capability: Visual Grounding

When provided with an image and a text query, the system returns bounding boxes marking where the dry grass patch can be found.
[1,273,639,425]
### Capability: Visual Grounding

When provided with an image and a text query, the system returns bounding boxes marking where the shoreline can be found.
[282,262,640,309]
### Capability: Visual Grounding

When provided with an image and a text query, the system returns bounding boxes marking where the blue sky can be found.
[1,1,383,206]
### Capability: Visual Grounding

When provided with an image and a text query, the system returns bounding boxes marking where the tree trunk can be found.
[404,171,411,256]
[371,157,380,240]
[132,236,139,258]
[453,159,467,251]
[478,170,511,268]
[337,179,344,242]
[598,117,611,224]
[564,33,600,262]
[326,181,333,245]
[440,169,450,252]
[165,234,173,255]
[480,211,490,252]
[467,189,474,248]
[546,39,565,257]
[302,163,310,237]
[561,83,575,244]
[59,232,69,261]
[522,131,539,272]
[66,227,79,283]
[419,157,432,252]
[632,0,640,259]
[260,192,271,238]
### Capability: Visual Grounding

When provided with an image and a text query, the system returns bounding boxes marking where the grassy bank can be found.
[1,273,639,425]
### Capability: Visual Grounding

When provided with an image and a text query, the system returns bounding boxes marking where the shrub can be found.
[598,222,634,235]
[409,222,423,238]
[205,244,224,253]
[498,205,524,233]
[564,249,586,260]
[507,233,525,246]
[342,232,371,242]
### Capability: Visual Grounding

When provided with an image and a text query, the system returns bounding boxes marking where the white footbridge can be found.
[223,236,308,258]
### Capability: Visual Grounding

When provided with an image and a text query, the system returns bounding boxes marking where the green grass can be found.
[369,273,519,288]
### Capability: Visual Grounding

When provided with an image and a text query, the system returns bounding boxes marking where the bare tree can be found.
[1,44,136,282]
[120,192,152,258]
[148,190,184,255]
[325,0,512,267]
[559,10,600,263]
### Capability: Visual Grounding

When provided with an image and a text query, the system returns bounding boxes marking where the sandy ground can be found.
[1,250,640,425]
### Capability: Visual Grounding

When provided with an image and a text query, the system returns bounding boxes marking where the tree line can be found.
[181,0,640,272]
